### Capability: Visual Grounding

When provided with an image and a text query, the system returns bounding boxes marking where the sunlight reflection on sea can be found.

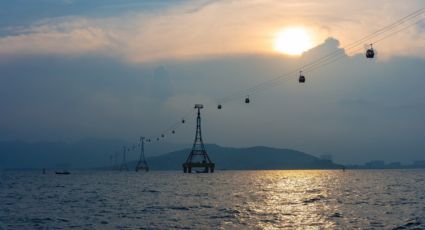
[1,170,424,229]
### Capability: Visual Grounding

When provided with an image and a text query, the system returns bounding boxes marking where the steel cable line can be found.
[220,12,425,103]
[217,7,425,104]
[146,109,195,141]
[245,17,425,99]
[252,7,425,91]
[116,109,195,156]
[245,8,425,95]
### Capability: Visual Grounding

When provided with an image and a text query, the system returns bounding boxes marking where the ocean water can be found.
[1,170,425,229]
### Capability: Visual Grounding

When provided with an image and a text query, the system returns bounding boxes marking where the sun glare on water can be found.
[274,27,314,56]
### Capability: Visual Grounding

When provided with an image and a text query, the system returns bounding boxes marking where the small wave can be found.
[143,205,191,211]
[218,208,241,214]
[210,214,235,219]
[169,206,190,211]
[306,189,322,193]
[30,217,53,224]
[57,218,69,222]
[330,212,342,218]
[303,195,325,204]
[392,217,423,230]
[142,189,160,193]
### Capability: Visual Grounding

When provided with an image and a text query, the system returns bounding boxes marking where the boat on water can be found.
[55,171,71,175]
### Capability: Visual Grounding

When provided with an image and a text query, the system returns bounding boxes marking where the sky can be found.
[0,0,424,164]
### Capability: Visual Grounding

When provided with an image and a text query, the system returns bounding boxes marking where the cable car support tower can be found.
[183,104,215,173]
[135,137,149,172]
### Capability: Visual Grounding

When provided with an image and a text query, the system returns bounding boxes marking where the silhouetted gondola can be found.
[182,119,185,123]
[172,130,175,134]
[245,97,250,104]
[299,71,305,83]
[218,104,222,109]
[366,44,375,58]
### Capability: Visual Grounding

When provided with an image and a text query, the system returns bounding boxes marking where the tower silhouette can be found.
[119,146,129,171]
[135,137,149,172]
[183,104,215,173]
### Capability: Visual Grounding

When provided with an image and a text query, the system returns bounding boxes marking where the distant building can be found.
[364,160,386,168]
[387,162,402,168]
[413,161,425,168]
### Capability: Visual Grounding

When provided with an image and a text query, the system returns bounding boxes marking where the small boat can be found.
[55,171,71,175]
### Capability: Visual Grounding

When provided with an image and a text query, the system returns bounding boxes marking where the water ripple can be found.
[0,170,424,229]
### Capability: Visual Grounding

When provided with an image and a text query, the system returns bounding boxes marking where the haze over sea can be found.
[1,170,425,229]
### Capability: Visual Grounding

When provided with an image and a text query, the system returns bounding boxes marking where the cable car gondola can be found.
[245,96,250,104]
[161,134,165,138]
[299,71,305,83]
[217,104,222,109]
[366,44,375,59]
[172,130,175,134]
[181,119,185,123]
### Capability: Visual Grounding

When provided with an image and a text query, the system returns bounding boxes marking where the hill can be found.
[0,139,186,169]
[0,140,341,170]
[140,144,342,170]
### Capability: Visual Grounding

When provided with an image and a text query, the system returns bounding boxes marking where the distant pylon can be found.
[135,136,149,172]
[183,104,215,173]
[119,146,129,171]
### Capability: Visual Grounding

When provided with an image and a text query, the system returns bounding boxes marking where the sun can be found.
[274,27,313,56]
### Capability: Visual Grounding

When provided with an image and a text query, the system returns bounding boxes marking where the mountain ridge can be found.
[131,144,342,170]
[0,140,342,170]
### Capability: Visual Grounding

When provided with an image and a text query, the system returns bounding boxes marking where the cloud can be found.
[0,0,424,62]
[0,17,115,57]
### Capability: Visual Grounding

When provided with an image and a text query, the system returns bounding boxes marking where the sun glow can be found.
[274,27,314,56]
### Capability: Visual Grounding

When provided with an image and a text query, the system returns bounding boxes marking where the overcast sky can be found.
[0,0,424,164]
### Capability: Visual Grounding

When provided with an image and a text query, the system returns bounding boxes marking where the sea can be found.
[1,170,424,229]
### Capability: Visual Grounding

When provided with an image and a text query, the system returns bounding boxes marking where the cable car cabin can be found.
[366,48,375,58]
[172,130,175,134]
[245,97,250,104]
[161,134,165,138]
[182,119,185,123]
[366,44,375,58]
[298,71,305,83]
[217,104,222,109]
